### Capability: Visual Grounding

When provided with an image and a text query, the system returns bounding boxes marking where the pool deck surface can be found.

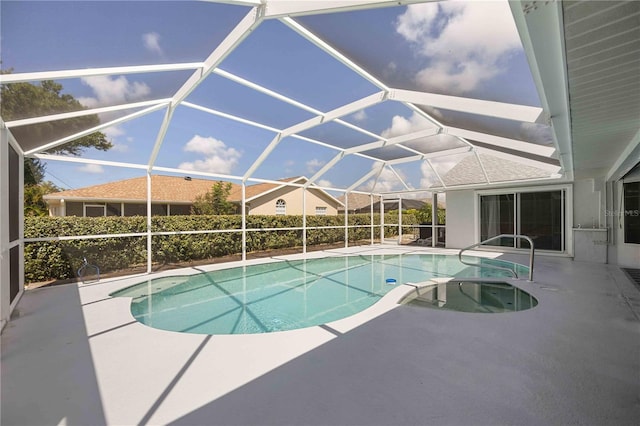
[2,245,639,425]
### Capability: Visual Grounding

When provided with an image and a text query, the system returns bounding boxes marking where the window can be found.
[275,199,286,215]
[315,206,327,216]
[624,182,640,244]
[479,190,565,251]
[84,204,106,217]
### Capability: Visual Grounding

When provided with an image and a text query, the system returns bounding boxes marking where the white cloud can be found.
[395,0,521,94]
[111,143,130,153]
[142,32,163,56]
[77,164,105,174]
[420,161,441,188]
[79,75,151,108]
[363,165,405,192]
[352,110,367,122]
[381,112,436,138]
[317,179,333,188]
[103,125,130,152]
[178,135,241,174]
[519,122,553,144]
[306,158,325,173]
[103,126,125,140]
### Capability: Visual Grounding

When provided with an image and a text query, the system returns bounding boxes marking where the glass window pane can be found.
[85,205,105,217]
[519,191,563,251]
[170,205,191,216]
[65,202,83,217]
[624,182,640,244]
[106,203,122,217]
[125,203,147,217]
[480,194,514,247]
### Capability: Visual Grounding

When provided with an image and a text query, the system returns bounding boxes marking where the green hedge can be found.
[24,213,417,282]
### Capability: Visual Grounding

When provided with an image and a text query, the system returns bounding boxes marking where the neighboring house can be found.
[43,175,342,217]
[337,193,380,214]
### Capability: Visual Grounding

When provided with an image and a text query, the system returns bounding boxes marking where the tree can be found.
[1,71,113,213]
[1,76,112,156]
[24,181,61,217]
[191,182,237,215]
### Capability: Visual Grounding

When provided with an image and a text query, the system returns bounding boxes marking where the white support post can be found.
[398,196,403,245]
[242,183,247,261]
[302,188,307,254]
[380,196,385,243]
[146,172,152,274]
[370,194,374,245]
[344,195,349,248]
[432,193,438,248]
[0,123,11,331]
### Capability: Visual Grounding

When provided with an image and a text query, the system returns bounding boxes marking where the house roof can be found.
[337,193,379,211]
[44,175,342,206]
[441,153,553,187]
[227,177,301,202]
[43,175,230,203]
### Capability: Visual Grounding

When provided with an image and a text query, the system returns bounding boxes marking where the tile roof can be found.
[43,175,240,203]
[227,177,302,202]
[43,175,308,204]
[337,193,379,211]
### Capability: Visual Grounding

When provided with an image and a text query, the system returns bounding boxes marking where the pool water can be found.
[401,281,537,313]
[111,254,529,335]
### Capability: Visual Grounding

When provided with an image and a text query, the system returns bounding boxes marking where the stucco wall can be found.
[248,187,339,216]
[573,178,605,228]
[445,189,476,249]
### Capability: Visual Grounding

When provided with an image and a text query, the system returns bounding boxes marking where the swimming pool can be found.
[111,254,529,335]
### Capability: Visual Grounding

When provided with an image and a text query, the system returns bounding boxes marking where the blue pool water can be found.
[111,254,528,335]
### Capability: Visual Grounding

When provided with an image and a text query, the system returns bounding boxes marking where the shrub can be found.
[24,213,417,282]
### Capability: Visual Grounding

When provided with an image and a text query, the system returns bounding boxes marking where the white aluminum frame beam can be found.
[264,0,436,19]
[5,99,172,128]
[148,7,264,169]
[347,164,384,192]
[446,127,556,157]
[474,146,562,174]
[31,154,149,170]
[509,0,573,179]
[388,165,411,191]
[386,146,473,166]
[281,17,389,89]
[281,91,386,137]
[24,103,168,155]
[389,89,545,124]
[344,127,440,155]
[170,8,263,108]
[0,63,204,84]
[182,101,280,133]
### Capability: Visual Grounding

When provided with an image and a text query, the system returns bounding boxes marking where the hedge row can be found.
[24,213,418,283]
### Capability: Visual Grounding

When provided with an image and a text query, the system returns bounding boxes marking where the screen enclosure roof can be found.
[1,0,570,196]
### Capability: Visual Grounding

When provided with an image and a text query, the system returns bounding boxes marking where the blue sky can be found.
[1,0,545,193]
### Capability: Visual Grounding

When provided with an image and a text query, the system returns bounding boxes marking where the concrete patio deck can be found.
[2,246,639,425]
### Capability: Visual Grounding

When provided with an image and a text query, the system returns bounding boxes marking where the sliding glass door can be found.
[480,190,565,251]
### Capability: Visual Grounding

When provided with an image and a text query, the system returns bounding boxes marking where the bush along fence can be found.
[24,213,418,283]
